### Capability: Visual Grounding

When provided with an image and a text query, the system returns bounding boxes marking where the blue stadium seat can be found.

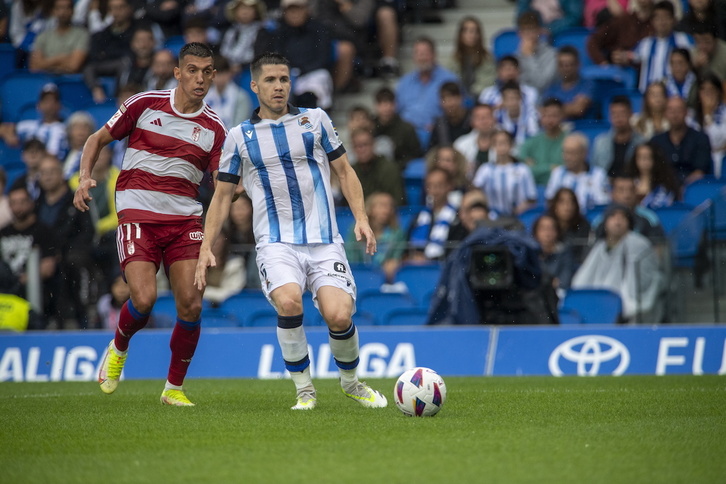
[394,262,442,306]
[5,167,25,193]
[164,35,185,57]
[558,307,584,325]
[382,307,430,326]
[655,203,705,269]
[151,294,177,328]
[398,204,423,232]
[683,176,726,240]
[0,139,23,169]
[83,102,118,129]
[302,294,324,326]
[55,75,94,111]
[350,263,385,294]
[219,290,271,326]
[518,206,545,234]
[581,65,638,91]
[492,28,519,60]
[246,309,279,327]
[203,308,239,328]
[336,207,355,238]
[585,204,608,225]
[561,288,622,324]
[0,44,17,82]
[552,27,594,67]
[403,158,426,206]
[236,67,259,109]
[357,290,416,325]
[0,72,54,122]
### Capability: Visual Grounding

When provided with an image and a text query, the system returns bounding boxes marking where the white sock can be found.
[164,381,183,391]
[329,324,359,389]
[290,366,314,393]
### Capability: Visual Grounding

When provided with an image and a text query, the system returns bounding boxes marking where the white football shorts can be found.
[256,242,357,312]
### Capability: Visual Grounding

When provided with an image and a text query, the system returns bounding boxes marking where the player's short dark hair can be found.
[610,95,632,110]
[179,42,214,62]
[654,0,675,17]
[440,81,462,97]
[498,55,519,68]
[251,52,291,79]
[375,86,395,103]
[541,97,563,109]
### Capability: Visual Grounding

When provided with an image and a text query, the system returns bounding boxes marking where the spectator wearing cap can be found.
[29,0,89,75]
[220,0,265,73]
[13,84,68,159]
[254,0,336,109]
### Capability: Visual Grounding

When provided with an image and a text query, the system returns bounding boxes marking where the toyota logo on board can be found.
[549,335,631,376]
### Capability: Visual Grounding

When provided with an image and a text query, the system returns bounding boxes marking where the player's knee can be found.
[276,297,303,316]
[324,311,351,332]
[177,299,203,322]
[337,41,355,59]
[131,294,155,315]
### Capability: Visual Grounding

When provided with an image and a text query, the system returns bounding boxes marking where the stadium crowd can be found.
[0,0,723,329]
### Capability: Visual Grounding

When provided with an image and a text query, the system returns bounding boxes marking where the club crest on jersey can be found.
[298,116,313,130]
[192,126,201,142]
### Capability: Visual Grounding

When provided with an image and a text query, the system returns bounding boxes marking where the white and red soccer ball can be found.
[394,367,447,417]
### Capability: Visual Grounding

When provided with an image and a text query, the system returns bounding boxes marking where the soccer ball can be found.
[394,367,447,417]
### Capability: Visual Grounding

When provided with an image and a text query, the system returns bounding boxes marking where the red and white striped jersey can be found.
[106,88,227,225]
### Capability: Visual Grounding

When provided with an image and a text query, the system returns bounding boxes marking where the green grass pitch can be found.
[1,375,725,484]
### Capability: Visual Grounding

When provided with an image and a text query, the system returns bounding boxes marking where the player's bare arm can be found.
[331,154,377,255]
[194,179,238,290]
[73,127,114,212]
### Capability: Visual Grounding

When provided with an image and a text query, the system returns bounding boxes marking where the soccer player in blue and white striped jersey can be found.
[195,52,388,410]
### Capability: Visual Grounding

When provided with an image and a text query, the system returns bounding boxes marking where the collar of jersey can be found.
[250,104,301,124]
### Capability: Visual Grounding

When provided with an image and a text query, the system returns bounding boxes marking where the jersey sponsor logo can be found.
[245,129,254,139]
[151,118,163,127]
[298,116,313,130]
[192,126,201,142]
[107,110,123,128]
[189,231,204,241]
[333,262,347,274]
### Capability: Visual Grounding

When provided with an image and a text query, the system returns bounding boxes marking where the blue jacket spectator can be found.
[542,45,595,120]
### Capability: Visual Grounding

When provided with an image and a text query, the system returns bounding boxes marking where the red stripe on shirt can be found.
[128,128,210,171]
[116,168,199,198]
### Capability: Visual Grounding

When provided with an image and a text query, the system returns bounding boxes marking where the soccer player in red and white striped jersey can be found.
[73,43,228,406]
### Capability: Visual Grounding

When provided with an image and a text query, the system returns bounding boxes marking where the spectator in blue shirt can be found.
[396,36,459,147]
[542,45,595,120]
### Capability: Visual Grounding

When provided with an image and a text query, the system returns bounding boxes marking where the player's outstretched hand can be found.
[73,177,96,212]
[355,221,377,256]
[194,246,216,291]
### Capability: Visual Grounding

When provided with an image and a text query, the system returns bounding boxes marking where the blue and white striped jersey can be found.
[472,161,537,216]
[545,164,611,213]
[218,105,346,244]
